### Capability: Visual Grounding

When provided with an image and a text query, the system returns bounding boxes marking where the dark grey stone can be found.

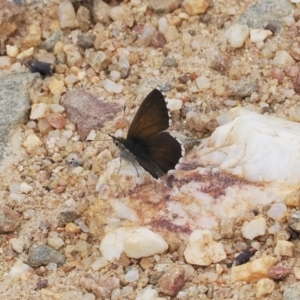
[27,245,66,267]
[0,73,40,161]
[239,0,294,32]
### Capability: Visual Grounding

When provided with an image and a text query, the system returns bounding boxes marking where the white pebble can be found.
[267,203,287,222]
[30,103,48,119]
[196,75,211,90]
[16,47,34,59]
[7,260,32,281]
[250,29,272,43]
[158,17,168,33]
[91,257,109,271]
[6,45,19,58]
[124,227,168,259]
[82,293,96,300]
[275,240,294,257]
[11,237,25,253]
[23,133,43,150]
[20,182,33,194]
[225,23,250,48]
[241,217,266,240]
[48,104,65,113]
[273,50,295,67]
[166,98,183,112]
[184,230,226,266]
[109,70,121,81]
[103,78,123,94]
[0,56,11,69]
[124,268,139,282]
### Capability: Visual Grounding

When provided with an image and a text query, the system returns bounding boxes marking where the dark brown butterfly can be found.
[109,88,184,179]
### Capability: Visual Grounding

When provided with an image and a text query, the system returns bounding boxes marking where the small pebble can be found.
[273,50,295,67]
[30,103,48,119]
[184,0,209,16]
[268,265,291,280]
[225,24,250,48]
[241,217,266,240]
[158,264,185,296]
[283,282,300,300]
[103,78,123,94]
[57,0,79,29]
[163,57,178,67]
[27,245,66,267]
[267,203,287,221]
[255,278,275,298]
[275,240,294,257]
[47,113,66,130]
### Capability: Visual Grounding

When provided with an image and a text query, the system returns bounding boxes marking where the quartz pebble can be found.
[6,45,19,57]
[47,232,64,250]
[91,257,109,271]
[274,240,294,257]
[49,78,66,95]
[20,182,33,194]
[136,285,166,300]
[231,256,277,282]
[7,260,32,281]
[124,267,139,282]
[103,78,123,94]
[284,192,300,207]
[124,227,168,259]
[196,76,211,90]
[241,217,266,240]
[250,29,272,43]
[273,50,295,67]
[0,56,11,69]
[166,98,183,111]
[255,278,275,298]
[57,0,79,29]
[30,103,48,119]
[184,230,226,266]
[109,6,134,27]
[267,203,287,221]
[23,133,43,150]
[225,24,250,48]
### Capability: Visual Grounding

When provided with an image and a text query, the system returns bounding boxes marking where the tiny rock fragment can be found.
[267,203,287,221]
[47,113,66,130]
[231,79,257,98]
[49,78,66,95]
[184,0,209,16]
[20,182,33,194]
[57,0,79,29]
[288,211,300,232]
[23,133,43,151]
[273,50,295,68]
[103,78,123,94]
[77,33,96,49]
[58,210,80,226]
[184,230,226,266]
[151,31,167,48]
[284,192,300,208]
[163,57,178,67]
[158,264,185,296]
[77,6,91,32]
[0,209,20,233]
[30,103,48,119]
[27,245,66,267]
[274,240,294,257]
[225,23,250,48]
[250,29,272,43]
[241,216,266,240]
[268,265,291,280]
[283,282,300,299]
[234,247,257,266]
[109,5,134,27]
[7,260,32,281]
[231,256,277,282]
[255,278,275,298]
[85,50,111,73]
[92,0,111,24]
[65,222,81,233]
[124,227,168,259]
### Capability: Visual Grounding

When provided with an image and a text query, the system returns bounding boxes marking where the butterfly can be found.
[108,88,185,179]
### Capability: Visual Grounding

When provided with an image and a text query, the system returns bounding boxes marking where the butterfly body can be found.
[110,88,184,179]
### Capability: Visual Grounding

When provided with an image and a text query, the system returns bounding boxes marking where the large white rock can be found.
[184,230,226,265]
[123,227,168,259]
[100,227,168,261]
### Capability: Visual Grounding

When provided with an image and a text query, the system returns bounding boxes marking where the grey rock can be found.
[163,57,178,67]
[239,0,294,33]
[85,50,111,73]
[0,73,40,161]
[283,282,300,300]
[27,245,66,267]
[288,211,300,232]
[231,80,257,98]
[40,30,63,51]
[147,0,181,14]
[58,210,80,226]
[77,33,96,49]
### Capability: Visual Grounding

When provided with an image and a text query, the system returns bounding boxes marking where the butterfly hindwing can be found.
[127,89,169,140]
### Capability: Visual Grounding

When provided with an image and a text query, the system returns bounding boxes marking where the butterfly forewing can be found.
[127,89,169,140]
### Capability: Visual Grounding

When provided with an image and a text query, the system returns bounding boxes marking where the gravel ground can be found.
[1,0,300,299]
